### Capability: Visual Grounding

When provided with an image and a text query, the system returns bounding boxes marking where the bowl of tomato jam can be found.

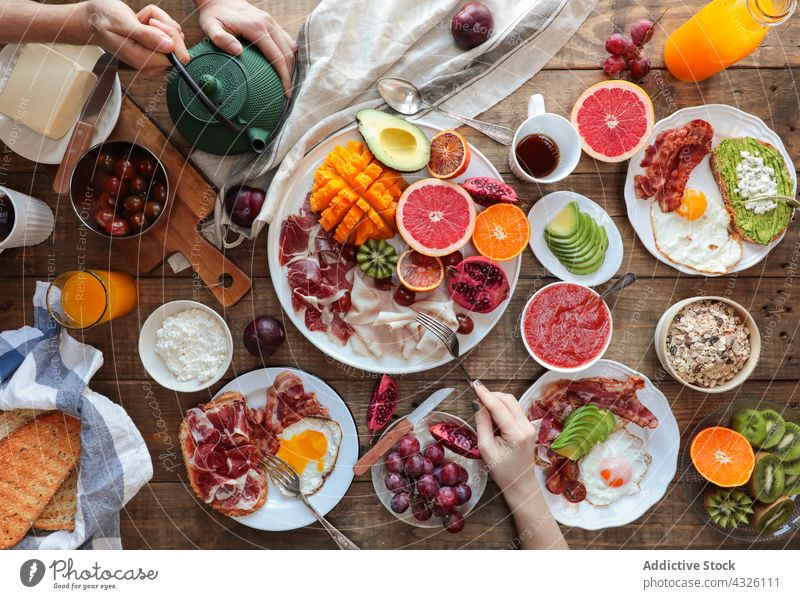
[69,141,169,239]
[521,282,612,372]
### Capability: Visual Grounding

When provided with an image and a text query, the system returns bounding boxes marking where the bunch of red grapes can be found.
[603,19,655,80]
[383,435,473,533]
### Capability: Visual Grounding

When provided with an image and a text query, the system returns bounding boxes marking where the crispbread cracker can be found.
[33,468,78,532]
[0,412,81,549]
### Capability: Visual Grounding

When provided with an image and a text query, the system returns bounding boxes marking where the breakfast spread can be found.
[664,300,751,389]
[155,308,229,383]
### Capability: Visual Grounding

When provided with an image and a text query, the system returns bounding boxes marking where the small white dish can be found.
[509,94,580,184]
[0,44,122,165]
[527,191,623,286]
[138,300,233,392]
[371,411,487,528]
[220,367,358,532]
[520,281,613,373]
[518,359,680,530]
[654,296,761,394]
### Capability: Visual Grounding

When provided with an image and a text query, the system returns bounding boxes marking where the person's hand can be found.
[473,382,538,497]
[196,0,297,96]
[82,0,190,76]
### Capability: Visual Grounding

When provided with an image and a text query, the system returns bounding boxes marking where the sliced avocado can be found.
[550,224,600,262]
[545,212,594,251]
[551,405,613,461]
[356,109,430,172]
[545,201,581,238]
[566,246,606,275]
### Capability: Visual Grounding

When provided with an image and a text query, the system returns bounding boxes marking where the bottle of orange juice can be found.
[47,270,137,329]
[664,0,795,82]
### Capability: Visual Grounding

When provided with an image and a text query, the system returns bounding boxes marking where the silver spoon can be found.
[377,77,514,146]
[598,272,637,302]
[743,195,800,209]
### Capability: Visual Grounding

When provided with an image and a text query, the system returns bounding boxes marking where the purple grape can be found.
[390,492,411,514]
[412,501,433,522]
[455,464,469,484]
[630,56,652,80]
[630,19,655,47]
[404,454,425,479]
[395,435,420,458]
[417,474,440,498]
[454,482,472,505]
[432,503,451,518]
[422,458,434,476]
[605,33,634,57]
[440,462,460,486]
[444,511,465,533]
[384,472,405,493]
[384,451,404,474]
[435,486,458,511]
[424,444,445,466]
[433,465,444,484]
[603,54,626,76]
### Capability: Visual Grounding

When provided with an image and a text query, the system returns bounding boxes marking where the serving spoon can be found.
[598,272,638,302]
[377,77,514,146]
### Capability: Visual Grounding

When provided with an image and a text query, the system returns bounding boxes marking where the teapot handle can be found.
[167,54,266,154]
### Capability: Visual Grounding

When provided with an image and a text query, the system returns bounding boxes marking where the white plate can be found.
[215,367,358,532]
[0,44,122,165]
[624,104,796,276]
[527,191,623,286]
[267,120,521,374]
[518,359,680,530]
[138,300,233,393]
[370,411,487,528]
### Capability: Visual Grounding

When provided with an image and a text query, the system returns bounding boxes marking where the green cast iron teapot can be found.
[166,40,287,155]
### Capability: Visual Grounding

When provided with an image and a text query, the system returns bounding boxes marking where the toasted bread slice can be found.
[33,468,78,532]
[0,412,81,548]
[711,139,793,244]
[0,409,42,441]
[180,392,267,518]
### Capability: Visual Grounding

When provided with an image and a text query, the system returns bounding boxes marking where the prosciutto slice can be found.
[634,119,713,212]
[529,376,658,430]
[262,371,330,436]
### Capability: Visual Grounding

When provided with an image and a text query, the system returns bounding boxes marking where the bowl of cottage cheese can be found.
[139,300,233,392]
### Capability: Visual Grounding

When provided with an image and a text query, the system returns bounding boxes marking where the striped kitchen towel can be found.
[0,282,152,549]
[179,0,597,266]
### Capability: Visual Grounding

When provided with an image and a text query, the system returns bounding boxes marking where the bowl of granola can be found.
[654,297,760,393]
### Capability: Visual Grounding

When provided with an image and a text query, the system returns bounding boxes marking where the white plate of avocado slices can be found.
[624,104,796,276]
[528,191,623,287]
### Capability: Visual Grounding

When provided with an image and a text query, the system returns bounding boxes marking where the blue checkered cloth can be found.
[0,282,152,549]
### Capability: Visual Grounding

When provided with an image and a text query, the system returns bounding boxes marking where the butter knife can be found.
[353,387,454,476]
[53,53,118,194]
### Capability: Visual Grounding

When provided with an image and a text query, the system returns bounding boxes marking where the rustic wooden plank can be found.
[3,276,798,383]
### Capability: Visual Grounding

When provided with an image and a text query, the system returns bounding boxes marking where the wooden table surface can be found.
[2,0,800,549]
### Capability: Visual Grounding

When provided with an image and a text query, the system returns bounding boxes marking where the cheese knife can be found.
[353,387,454,476]
[53,53,118,195]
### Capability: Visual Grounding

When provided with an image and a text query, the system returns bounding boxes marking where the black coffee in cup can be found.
[515,133,560,179]
[0,192,15,243]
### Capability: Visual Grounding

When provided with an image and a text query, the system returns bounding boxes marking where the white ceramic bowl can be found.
[654,296,760,394]
[520,281,613,373]
[371,411,487,528]
[138,300,233,392]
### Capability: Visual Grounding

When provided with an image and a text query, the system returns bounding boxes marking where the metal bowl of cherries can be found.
[69,140,169,238]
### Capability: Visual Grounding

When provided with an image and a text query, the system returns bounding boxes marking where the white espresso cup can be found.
[509,94,581,184]
[0,186,55,253]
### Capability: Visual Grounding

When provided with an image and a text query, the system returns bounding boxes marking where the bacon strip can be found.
[634,119,713,212]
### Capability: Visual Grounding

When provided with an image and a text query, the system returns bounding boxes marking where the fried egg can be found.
[651,190,742,274]
[579,429,651,506]
[276,417,342,496]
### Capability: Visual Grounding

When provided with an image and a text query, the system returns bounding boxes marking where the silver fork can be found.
[415,311,476,390]
[261,453,360,550]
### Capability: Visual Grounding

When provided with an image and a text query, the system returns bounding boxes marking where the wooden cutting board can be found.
[109,95,251,307]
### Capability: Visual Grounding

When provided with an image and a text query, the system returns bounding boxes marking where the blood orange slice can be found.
[396,179,476,257]
[428,130,470,179]
[690,426,755,487]
[570,80,654,163]
[396,249,444,292]
[472,203,530,261]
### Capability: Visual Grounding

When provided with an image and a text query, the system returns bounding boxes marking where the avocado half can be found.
[356,109,430,172]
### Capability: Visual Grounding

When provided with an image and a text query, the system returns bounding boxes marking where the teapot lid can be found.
[176,51,249,124]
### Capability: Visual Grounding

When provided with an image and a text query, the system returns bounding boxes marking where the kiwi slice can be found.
[783,458,800,476]
[772,422,800,462]
[785,473,800,496]
[750,496,794,534]
[356,239,398,280]
[731,408,767,446]
[704,488,754,530]
[747,452,785,503]
[759,409,786,449]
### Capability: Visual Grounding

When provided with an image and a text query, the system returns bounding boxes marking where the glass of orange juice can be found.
[46,270,138,329]
[664,0,796,83]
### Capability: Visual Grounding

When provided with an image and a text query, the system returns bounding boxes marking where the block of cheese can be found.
[0,43,97,140]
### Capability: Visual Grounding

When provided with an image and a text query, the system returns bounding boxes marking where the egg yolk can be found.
[276,429,328,474]
[599,457,632,488]
[676,189,707,221]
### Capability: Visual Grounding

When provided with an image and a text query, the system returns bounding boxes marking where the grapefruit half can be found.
[396,179,476,257]
[570,80,654,163]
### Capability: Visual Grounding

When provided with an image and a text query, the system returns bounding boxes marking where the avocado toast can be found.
[710,137,794,245]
